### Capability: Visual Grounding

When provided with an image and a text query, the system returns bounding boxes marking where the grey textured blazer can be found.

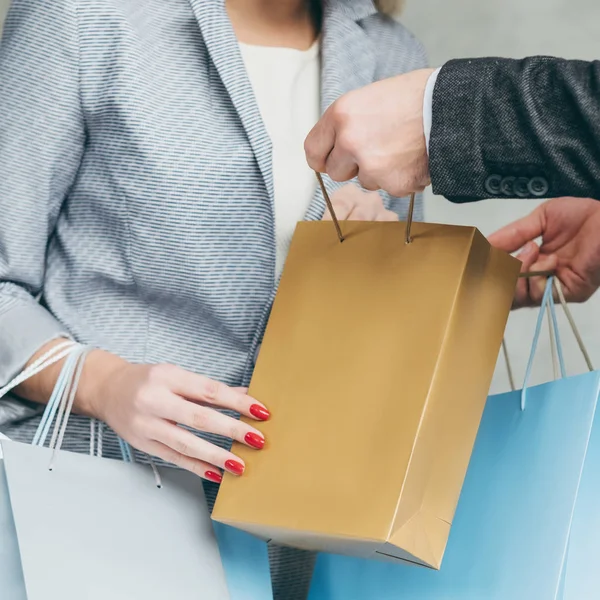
[430,57,600,202]
[0,0,426,597]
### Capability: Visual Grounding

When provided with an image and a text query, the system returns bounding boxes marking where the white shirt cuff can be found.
[423,67,442,155]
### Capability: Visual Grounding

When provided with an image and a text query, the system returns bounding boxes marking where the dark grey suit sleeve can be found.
[428,57,600,203]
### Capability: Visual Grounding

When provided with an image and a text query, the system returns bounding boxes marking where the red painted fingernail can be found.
[250,404,270,421]
[205,471,223,484]
[225,460,245,476]
[244,432,265,450]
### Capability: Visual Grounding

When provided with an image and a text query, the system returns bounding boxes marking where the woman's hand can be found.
[489,197,600,307]
[322,184,399,221]
[83,352,268,483]
[16,341,269,483]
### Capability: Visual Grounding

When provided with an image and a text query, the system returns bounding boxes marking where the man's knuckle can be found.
[332,96,353,121]
[337,129,359,153]
[360,156,380,177]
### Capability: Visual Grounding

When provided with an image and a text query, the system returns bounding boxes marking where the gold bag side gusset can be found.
[213,220,520,570]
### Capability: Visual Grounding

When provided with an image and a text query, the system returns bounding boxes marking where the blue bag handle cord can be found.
[521,277,562,410]
[1,342,162,485]
[505,276,593,410]
[32,346,163,487]
[28,345,132,463]
[554,277,595,372]
[548,286,567,378]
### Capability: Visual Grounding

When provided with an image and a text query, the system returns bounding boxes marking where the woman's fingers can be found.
[324,196,354,221]
[326,185,395,222]
[158,365,270,421]
[375,210,399,221]
[97,363,268,482]
[346,197,397,221]
[151,421,248,476]
[158,392,266,451]
[345,193,379,220]
[144,439,224,483]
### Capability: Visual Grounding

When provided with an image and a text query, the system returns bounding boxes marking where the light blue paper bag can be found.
[309,278,600,600]
[560,385,600,599]
[213,523,273,600]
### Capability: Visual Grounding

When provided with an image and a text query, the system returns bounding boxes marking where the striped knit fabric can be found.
[0,0,427,597]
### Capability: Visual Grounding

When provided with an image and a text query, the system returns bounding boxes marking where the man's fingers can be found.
[488,209,544,254]
[512,247,559,309]
[305,108,336,173]
[513,242,540,308]
[325,143,358,183]
[357,167,381,192]
[527,254,559,306]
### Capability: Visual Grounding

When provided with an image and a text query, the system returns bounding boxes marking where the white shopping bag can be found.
[1,439,231,599]
[0,343,267,600]
[0,444,28,600]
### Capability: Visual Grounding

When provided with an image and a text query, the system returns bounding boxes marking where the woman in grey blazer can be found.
[0,0,425,596]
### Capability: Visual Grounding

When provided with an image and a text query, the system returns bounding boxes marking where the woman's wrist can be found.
[13,338,73,405]
[75,349,129,420]
[13,339,128,421]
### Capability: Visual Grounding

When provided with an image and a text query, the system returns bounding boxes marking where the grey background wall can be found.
[401,0,599,392]
[0,0,597,392]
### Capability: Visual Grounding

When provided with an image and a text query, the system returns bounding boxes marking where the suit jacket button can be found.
[500,176,516,196]
[514,177,530,197]
[528,176,549,197]
[484,174,502,195]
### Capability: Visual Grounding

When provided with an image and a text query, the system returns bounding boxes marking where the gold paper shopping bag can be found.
[213,212,520,570]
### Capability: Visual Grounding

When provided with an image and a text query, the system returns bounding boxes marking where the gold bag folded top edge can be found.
[213,219,520,570]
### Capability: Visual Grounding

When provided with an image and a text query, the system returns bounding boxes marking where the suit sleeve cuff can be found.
[423,67,442,155]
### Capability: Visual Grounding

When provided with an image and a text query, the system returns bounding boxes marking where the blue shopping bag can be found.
[560,386,600,600]
[309,278,600,600]
[213,523,273,600]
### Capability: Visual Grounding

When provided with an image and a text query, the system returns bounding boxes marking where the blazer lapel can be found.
[188,0,378,224]
[304,0,378,222]
[188,0,274,205]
